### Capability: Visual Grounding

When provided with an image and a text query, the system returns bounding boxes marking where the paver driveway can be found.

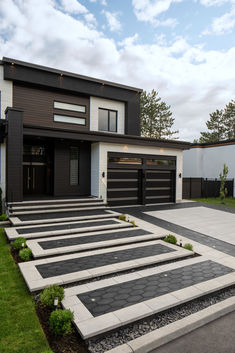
[146,206,235,245]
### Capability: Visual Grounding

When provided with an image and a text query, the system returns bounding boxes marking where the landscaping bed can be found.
[36,300,89,353]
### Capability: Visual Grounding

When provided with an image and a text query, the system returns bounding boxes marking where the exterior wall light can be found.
[102,172,105,178]
[60,73,63,77]
[11,62,14,66]
[179,173,182,178]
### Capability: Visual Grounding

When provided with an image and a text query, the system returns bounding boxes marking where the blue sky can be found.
[0,0,235,141]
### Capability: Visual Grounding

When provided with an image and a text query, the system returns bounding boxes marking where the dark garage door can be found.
[107,153,176,206]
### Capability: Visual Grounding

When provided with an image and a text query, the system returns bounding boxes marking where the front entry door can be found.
[23,164,47,195]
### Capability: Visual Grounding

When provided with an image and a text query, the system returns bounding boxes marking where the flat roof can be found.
[192,139,235,148]
[2,57,143,93]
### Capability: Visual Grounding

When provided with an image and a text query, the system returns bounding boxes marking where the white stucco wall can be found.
[0,64,13,200]
[90,96,125,134]
[91,142,183,203]
[183,145,235,196]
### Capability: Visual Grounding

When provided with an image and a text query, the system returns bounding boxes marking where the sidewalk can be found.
[151,309,235,353]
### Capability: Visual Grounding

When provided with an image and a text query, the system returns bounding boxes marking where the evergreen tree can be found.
[140,89,178,139]
[198,100,235,143]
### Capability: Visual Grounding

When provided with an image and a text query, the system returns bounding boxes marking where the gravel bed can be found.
[87,285,235,353]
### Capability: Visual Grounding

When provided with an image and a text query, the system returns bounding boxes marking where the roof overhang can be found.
[23,124,191,150]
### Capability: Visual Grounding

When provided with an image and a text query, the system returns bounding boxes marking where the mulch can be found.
[36,302,89,353]
[10,245,23,264]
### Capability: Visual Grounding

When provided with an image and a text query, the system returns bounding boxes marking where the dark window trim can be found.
[53,100,86,114]
[53,113,86,126]
[98,108,118,133]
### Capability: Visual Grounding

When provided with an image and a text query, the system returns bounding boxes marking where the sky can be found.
[0,0,235,141]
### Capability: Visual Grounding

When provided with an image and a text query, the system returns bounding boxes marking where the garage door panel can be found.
[107,180,139,189]
[107,155,176,206]
[107,198,139,206]
[107,189,139,198]
[146,180,171,188]
[145,196,172,204]
[108,170,138,180]
[146,171,171,179]
[146,188,171,197]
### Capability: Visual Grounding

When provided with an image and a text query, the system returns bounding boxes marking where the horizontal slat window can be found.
[70,147,79,185]
[54,114,86,125]
[54,101,86,113]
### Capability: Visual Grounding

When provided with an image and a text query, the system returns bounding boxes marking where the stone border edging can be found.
[105,296,235,353]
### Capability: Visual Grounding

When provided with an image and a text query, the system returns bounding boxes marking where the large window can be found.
[70,147,79,185]
[98,108,117,132]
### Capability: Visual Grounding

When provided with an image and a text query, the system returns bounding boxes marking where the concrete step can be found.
[7,196,102,207]
[9,202,106,215]
[6,217,131,241]
[18,240,193,292]
[61,257,235,339]
[9,209,120,227]
[26,228,161,258]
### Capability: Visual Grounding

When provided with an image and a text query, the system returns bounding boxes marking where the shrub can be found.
[49,309,74,335]
[19,248,32,261]
[118,214,126,222]
[40,284,64,308]
[164,234,177,245]
[183,243,194,251]
[12,237,27,250]
[130,220,135,227]
[0,213,7,221]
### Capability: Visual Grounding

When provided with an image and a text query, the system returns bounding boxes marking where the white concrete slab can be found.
[146,206,235,245]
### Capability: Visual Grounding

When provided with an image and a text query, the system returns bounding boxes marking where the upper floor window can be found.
[54,101,86,113]
[98,108,117,132]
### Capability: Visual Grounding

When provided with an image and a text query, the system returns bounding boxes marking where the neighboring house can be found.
[0,57,190,205]
[183,140,235,197]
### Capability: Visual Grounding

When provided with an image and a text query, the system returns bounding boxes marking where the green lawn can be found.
[192,197,235,209]
[0,228,52,353]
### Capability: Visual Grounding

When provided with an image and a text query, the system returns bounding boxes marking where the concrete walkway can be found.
[151,309,235,353]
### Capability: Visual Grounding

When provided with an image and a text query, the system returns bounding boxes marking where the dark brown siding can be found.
[54,140,91,196]
[6,108,23,202]
[13,84,90,131]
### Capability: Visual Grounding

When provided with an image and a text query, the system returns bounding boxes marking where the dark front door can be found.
[23,144,52,196]
[23,164,46,195]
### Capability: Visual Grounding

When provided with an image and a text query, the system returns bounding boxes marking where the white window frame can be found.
[54,101,86,113]
[54,114,86,125]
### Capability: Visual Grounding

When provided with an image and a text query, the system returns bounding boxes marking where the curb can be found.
[106,296,235,353]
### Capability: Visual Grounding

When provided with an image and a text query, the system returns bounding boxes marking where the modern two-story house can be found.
[0,57,190,205]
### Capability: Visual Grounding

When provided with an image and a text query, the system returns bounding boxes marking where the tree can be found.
[219,164,228,203]
[140,89,178,139]
[198,100,235,143]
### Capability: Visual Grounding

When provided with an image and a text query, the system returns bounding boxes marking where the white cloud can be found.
[211,6,235,33]
[0,0,235,141]
[102,10,122,32]
[132,0,182,25]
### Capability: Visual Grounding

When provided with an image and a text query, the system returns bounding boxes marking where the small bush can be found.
[49,309,74,335]
[19,248,32,261]
[130,220,135,227]
[118,214,126,222]
[164,234,177,245]
[183,243,194,251]
[0,213,7,221]
[40,284,64,308]
[12,237,27,250]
